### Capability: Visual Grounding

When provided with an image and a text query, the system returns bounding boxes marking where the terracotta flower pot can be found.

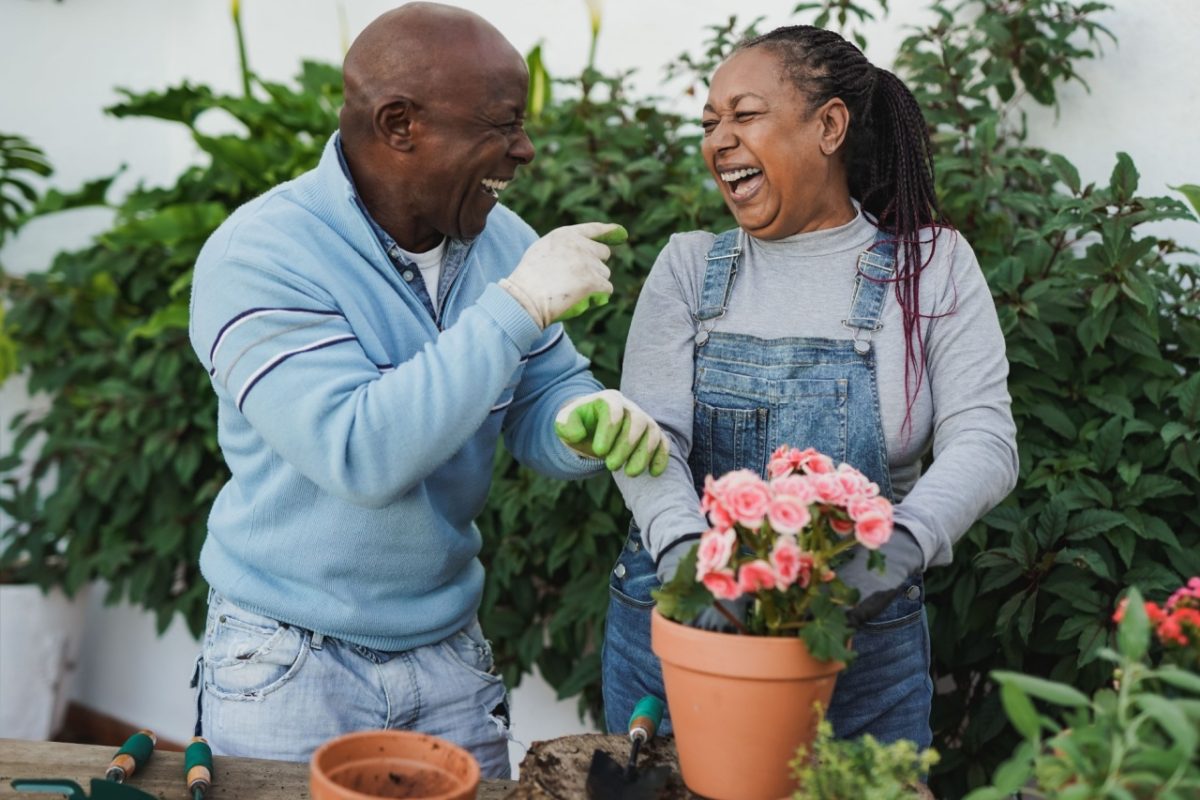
[651,609,844,800]
[310,730,480,800]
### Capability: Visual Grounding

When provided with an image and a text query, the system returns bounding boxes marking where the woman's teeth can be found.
[481,178,510,198]
[720,167,762,183]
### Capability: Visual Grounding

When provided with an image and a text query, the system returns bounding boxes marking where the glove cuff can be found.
[498,278,547,329]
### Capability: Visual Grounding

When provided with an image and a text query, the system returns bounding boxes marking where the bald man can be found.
[187,3,666,773]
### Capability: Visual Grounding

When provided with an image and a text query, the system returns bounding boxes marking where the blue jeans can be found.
[602,533,933,747]
[196,592,512,777]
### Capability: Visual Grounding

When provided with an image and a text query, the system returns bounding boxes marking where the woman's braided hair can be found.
[739,25,945,432]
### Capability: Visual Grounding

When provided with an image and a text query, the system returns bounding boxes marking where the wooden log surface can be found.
[0,739,515,800]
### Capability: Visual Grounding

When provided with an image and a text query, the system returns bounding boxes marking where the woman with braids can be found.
[603,25,1018,745]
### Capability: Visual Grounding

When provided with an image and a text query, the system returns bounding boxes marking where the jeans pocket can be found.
[442,620,502,685]
[203,599,308,701]
[693,399,770,481]
[858,577,924,632]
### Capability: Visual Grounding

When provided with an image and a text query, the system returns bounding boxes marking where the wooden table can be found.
[0,740,516,800]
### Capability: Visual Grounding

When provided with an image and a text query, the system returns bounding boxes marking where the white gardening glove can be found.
[554,389,670,477]
[498,222,618,329]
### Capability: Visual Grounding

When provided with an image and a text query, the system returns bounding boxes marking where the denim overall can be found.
[601,228,933,748]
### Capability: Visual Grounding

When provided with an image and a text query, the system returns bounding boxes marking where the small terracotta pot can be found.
[310,730,480,800]
[651,609,843,800]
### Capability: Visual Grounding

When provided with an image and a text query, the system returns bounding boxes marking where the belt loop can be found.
[311,632,325,651]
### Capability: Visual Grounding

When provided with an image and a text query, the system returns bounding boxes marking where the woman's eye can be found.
[701,119,718,134]
[735,111,759,122]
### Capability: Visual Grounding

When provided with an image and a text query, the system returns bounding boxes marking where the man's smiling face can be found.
[409,48,535,244]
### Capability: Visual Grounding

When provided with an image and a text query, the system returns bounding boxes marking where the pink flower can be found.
[702,569,742,600]
[854,511,893,549]
[695,528,737,579]
[848,495,892,521]
[770,538,813,590]
[768,445,797,478]
[766,494,811,535]
[1166,577,1200,610]
[835,465,876,500]
[770,474,817,504]
[721,470,772,528]
[797,449,835,475]
[701,476,734,529]
[811,473,847,506]
[737,560,777,594]
[829,517,854,537]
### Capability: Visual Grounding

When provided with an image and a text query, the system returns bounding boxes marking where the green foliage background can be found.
[2,0,1199,794]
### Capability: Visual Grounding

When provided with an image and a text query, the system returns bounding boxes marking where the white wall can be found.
[2,0,1198,776]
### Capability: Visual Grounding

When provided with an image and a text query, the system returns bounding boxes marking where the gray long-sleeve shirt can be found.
[613,209,1018,569]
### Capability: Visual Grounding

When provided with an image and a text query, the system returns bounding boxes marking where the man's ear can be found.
[374,97,416,152]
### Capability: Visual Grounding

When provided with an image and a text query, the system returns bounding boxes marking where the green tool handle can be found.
[627,694,664,742]
[106,730,156,782]
[185,737,214,800]
[552,224,628,323]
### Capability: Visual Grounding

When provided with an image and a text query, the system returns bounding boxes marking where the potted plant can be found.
[0,132,90,741]
[652,444,895,800]
[964,582,1200,800]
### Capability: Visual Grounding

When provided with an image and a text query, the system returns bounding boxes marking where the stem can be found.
[232,1,252,98]
[713,601,749,634]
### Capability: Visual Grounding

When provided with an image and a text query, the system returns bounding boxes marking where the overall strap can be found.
[694,228,743,346]
[843,230,898,355]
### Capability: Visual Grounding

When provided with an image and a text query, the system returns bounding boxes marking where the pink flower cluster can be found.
[694,446,894,601]
[1114,577,1200,649]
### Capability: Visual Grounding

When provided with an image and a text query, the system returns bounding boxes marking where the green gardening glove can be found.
[554,389,670,477]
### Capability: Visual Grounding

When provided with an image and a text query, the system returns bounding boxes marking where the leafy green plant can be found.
[885,1,1200,793]
[0,29,343,624]
[792,717,940,799]
[964,586,1200,800]
[0,133,53,384]
[0,133,51,247]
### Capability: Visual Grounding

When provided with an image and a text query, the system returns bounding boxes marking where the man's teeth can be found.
[720,168,762,183]
[481,178,510,196]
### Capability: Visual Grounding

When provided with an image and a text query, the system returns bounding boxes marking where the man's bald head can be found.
[340,3,526,146]
[335,3,535,250]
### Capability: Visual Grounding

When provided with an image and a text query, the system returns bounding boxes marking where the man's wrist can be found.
[498,278,545,329]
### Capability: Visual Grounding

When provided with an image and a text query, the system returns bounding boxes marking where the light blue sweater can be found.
[189,133,604,651]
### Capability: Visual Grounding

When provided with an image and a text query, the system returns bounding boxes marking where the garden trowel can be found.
[586,695,672,799]
[9,778,157,800]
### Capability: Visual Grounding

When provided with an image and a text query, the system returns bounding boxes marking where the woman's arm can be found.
[613,236,712,564]
[892,232,1020,568]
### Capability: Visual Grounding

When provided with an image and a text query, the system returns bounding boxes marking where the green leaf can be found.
[1116,586,1149,661]
[1066,509,1127,541]
[1056,547,1113,580]
[1032,403,1077,440]
[1048,154,1081,194]
[1109,152,1139,202]
[1000,682,1041,740]
[1135,694,1198,757]
[1170,183,1200,220]
[1155,667,1200,696]
[991,671,1090,708]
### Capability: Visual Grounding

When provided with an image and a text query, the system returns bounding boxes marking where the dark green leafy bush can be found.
[0,60,344,627]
